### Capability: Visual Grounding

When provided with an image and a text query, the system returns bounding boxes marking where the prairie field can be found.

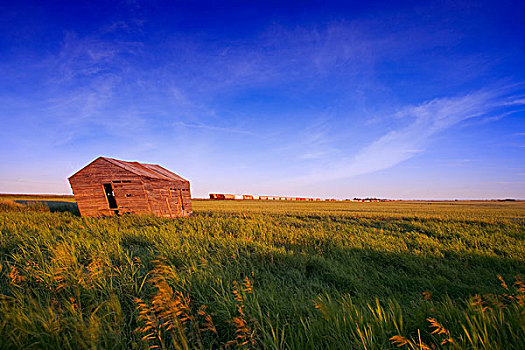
[0,196,524,349]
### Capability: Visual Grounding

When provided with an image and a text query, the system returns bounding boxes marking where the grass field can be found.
[0,196,523,349]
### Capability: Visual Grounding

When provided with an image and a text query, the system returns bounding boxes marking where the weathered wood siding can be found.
[69,158,149,217]
[142,179,192,218]
[69,157,192,218]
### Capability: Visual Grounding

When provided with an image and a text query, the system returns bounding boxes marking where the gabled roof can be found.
[103,157,189,182]
[71,157,189,182]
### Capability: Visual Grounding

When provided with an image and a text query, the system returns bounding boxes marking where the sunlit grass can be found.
[0,197,523,348]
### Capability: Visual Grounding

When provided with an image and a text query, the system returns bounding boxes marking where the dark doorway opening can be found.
[103,183,118,209]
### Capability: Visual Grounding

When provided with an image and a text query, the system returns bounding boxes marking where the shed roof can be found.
[72,157,189,182]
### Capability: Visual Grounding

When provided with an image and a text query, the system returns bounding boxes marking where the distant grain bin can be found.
[68,157,192,218]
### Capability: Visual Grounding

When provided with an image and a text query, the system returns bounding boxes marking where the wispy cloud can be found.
[12,18,464,147]
[293,118,339,160]
[49,31,140,82]
[285,89,524,183]
[501,97,525,106]
[172,121,252,135]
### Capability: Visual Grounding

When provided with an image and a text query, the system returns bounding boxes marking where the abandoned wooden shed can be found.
[68,157,192,218]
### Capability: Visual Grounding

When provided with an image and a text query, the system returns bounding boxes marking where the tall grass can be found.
[0,198,523,348]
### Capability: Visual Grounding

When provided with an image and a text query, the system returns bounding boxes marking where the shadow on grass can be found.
[203,240,525,305]
[14,200,80,216]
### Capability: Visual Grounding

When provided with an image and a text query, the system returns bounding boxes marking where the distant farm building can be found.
[69,157,192,218]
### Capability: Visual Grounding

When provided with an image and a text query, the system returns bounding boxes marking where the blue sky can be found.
[1,0,524,199]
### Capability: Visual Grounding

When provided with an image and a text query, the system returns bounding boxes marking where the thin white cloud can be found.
[501,97,525,106]
[286,89,522,183]
[297,118,341,160]
[172,121,252,135]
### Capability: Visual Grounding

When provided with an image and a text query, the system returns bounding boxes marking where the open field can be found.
[0,196,524,349]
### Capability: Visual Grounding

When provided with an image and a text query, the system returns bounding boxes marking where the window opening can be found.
[103,183,118,209]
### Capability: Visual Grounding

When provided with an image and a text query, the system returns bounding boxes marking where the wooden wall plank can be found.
[69,158,192,218]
